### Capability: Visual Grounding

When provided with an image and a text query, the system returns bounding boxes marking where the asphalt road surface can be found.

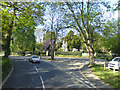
[2,56,100,89]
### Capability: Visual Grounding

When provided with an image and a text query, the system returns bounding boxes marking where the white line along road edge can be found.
[40,76,45,90]
[0,61,14,89]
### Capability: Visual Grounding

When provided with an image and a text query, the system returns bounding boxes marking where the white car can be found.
[29,55,40,63]
[108,57,120,70]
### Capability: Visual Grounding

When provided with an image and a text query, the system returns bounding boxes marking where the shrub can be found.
[95,53,112,61]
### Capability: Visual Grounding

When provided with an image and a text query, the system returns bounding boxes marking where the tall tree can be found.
[72,35,81,51]
[1,2,44,57]
[102,19,120,56]
[11,14,36,54]
[65,30,81,51]
[44,2,70,59]
[64,1,112,65]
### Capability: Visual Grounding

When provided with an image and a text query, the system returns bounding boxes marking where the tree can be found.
[65,30,74,51]
[64,1,112,65]
[65,30,81,51]
[93,32,104,53]
[1,2,44,57]
[35,42,44,52]
[11,14,36,54]
[44,2,71,59]
[72,35,81,51]
[102,19,120,56]
[43,30,51,43]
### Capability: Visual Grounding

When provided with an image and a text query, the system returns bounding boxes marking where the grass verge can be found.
[2,57,12,81]
[55,55,89,58]
[90,64,120,88]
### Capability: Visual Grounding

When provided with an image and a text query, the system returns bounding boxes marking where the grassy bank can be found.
[90,64,120,88]
[2,57,12,81]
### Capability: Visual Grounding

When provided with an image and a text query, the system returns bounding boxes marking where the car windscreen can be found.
[32,56,38,58]
[113,58,120,61]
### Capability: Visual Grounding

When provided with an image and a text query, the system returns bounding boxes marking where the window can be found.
[32,56,38,58]
[113,58,119,61]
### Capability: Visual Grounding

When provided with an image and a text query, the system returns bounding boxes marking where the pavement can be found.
[80,64,113,88]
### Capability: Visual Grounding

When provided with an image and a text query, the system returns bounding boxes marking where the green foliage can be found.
[72,35,81,50]
[95,53,112,60]
[11,14,36,53]
[93,32,104,53]
[65,30,81,51]
[102,19,120,56]
[2,8,12,51]
[56,42,62,51]
[35,42,44,52]
[1,2,45,57]
[2,57,12,78]
[43,30,51,43]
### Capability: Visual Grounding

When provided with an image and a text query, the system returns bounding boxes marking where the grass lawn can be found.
[55,55,89,58]
[2,57,12,81]
[90,64,120,88]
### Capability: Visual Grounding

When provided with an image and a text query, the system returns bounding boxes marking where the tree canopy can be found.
[1,2,44,56]
[65,30,81,51]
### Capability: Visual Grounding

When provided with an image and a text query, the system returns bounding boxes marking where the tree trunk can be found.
[4,21,13,57]
[89,50,95,65]
[4,5,16,57]
[51,50,54,60]
[4,35,11,57]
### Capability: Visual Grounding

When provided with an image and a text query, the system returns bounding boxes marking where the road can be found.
[2,56,102,89]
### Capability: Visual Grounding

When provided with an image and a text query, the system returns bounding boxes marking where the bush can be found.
[40,52,46,56]
[55,51,82,56]
[2,57,12,78]
[95,53,112,61]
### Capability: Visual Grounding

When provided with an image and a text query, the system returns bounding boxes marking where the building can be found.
[62,40,68,51]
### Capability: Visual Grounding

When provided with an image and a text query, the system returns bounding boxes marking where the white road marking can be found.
[79,68,97,88]
[43,60,96,88]
[34,66,38,72]
[80,78,84,80]
[85,81,89,83]
[33,66,45,90]
[50,63,91,88]
[40,76,45,90]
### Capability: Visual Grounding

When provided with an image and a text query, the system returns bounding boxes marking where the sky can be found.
[35,0,118,42]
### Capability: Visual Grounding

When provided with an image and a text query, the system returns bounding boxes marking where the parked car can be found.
[29,55,40,63]
[108,57,120,70]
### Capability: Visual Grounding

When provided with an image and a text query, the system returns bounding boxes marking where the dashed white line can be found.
[50,63,91,88]
[34,66,38,72]
[85,81,89,83]
[40,76,45,90]
[34,66,45,90]
[80,78,84,80]
[79,69,97,88]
